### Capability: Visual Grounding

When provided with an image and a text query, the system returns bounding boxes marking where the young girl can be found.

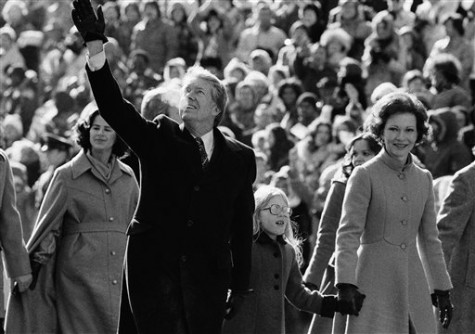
[222,185,344,334]
[303,133,381,334]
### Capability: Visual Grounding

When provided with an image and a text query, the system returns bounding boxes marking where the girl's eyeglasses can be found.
[262,204,292,216]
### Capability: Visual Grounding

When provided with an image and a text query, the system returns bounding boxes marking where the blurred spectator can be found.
[419,108,472,178]
[223,57,249,82]
[163,57,187,83]
[300,2,326,44]
[43,90,78,138]
[319,27,353,71]
[189,0,234,71]
[293,42,337,96]
[1,0,34,36]
[0,65,38,135]
[140,84,181,124]
[2,114,23,149]
[124,49,163,110]
[401,69,434,108]
[6,139,41,188]
[386,0,415,30]
[265,122,294,172]
[429,13,474,91]
[369,82,399,106]
[102,1,130,59]
[229,80,259,137]
[168,3,199,67]
[397,26,426,72]
[327,0,372,61]
[33,133,73,210]
[424,53,472,111]
[249,49,272,76]
[235,2,287,63]
[0,26,25,79]
[267,64,288,98]
[296,92,321,129]
[278,77,304,133]
[130,0,178,74]
[253,150,270,190]
[10,161,36,242]
[118,2,141,56]
[363,10,404,99]
[276,21,310,69]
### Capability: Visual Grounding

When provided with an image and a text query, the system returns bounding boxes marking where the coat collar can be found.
[379,147,413,172]
[255,231,287,245]
[71,150,132,182]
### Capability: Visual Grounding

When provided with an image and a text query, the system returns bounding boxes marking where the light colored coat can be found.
[5,150,139,334]
[335,149,452,334]
[437,161,475,334]
[223,233,327,334]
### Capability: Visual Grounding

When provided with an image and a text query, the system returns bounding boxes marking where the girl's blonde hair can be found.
[253,186,303,265]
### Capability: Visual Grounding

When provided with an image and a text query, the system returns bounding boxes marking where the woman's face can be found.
[340,2,357,20]
[281,87,297,106]
[327,40,344,56]
[382,112,418,163]
[144,5,158,21]
[350,139,377,167]
[208,15,221,32]
[89,115,117,153]
[126,6,140,22]
[104,7,119,24]
[314,125,331,147]
[302,9,317,27]
[172,7,185,23]
[407,78,424,92]
[259,195,290,240]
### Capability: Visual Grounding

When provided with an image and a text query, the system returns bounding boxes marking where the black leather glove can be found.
[320,295,337,318]
[71,0,108,44]
[29,260,42,290]
[224,289,252,320]
[432,290,453,329]
[336,283,366,316]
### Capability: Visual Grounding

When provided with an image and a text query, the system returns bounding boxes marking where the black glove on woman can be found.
[336,283,366,316]
[431,289,453,329]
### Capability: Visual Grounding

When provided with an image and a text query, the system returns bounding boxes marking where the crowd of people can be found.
[0,0,474,333]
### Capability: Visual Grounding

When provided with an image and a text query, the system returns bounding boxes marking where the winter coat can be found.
[335,149,452,333]
[223,233,329,334]
[437,161,475,333]
[5,150,139,334]
[424,109,472,178]
[87,60,256,334]
[0,150,31,317]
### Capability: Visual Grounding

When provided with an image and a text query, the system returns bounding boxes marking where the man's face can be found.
[179,77,219,128]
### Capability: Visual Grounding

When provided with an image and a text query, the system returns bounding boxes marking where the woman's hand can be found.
[11,273,33,294]
[336,283,366,316]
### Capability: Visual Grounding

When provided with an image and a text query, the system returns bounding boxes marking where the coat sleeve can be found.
[0,152,31,278]
[437,170,474,265]
[86,60,165,159]
[230,148,256,292]
[285,247,325,314]
[335,166,371,286]
[27,169,68,263]
[304,181,346,287]
[417,171,453,291]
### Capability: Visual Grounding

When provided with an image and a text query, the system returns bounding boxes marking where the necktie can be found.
[195,137,209,168]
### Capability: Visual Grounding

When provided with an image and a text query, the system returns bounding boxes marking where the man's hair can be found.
[183,66,228,127]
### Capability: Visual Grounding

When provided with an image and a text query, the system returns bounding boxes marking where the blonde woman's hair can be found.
[253,185,303,266]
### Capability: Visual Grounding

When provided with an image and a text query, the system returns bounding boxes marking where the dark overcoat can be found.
[86,61,256,334]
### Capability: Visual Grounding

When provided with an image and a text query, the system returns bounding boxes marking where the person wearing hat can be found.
[33,134,73,209]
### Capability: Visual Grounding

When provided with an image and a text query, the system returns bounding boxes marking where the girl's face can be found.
[382,112,418,163]
[350,139,377,167]
[314,125,331,147]
[259,195,291,240]
[89,115,117,153]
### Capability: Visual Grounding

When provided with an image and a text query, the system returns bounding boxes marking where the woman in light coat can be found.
[335,92,453,333]
[5,109,139,334]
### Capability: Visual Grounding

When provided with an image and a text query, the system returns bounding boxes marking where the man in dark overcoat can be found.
[71,1,256,333]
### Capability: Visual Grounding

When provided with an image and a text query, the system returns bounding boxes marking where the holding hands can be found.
[431,290,453,329]
[71,0,107,44]
[336,283,366,316]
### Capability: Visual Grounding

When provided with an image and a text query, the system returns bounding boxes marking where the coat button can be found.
[181,256,187,263]
[112,280,118,285]
[274,285,279,290]
[274,273,279,279]
[105,188,111,194]
[273,252,279,258]
[110,251,116,256]
[193,185,200,191]
[401,219,408,225]
[398,173,405,180]
[401,196,408,202]
[187,220,194,227]
[401,243,407,250]
[109,217,114,222]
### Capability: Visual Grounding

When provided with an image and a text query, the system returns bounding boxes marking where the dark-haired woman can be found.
[334,92,453,333]
[303,133,381,334]
[6,110,139,333]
